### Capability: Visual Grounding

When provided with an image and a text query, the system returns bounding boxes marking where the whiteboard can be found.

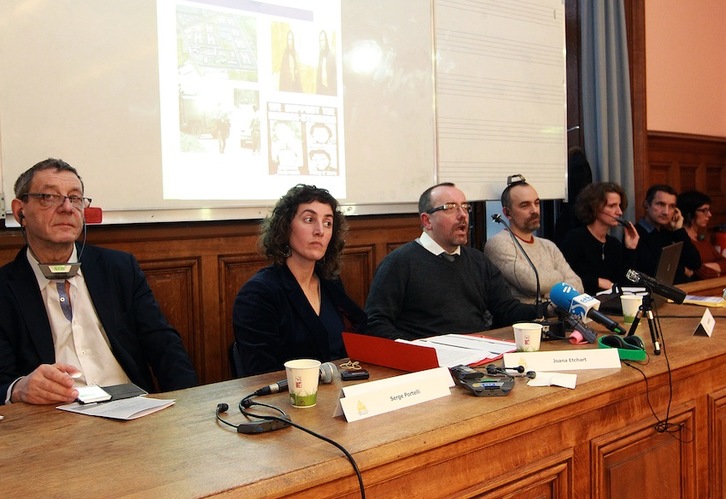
[0,0,565,224]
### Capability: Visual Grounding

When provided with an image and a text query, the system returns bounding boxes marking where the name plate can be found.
[333,367,454,422]
[693,308,715,337]
[503,348,620,372]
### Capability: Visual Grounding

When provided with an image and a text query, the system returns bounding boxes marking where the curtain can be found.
[580,0,636,221]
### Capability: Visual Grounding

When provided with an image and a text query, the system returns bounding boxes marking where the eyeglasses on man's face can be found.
[426,202,472,214]
[695,206,711,214]
[23,193,92,210]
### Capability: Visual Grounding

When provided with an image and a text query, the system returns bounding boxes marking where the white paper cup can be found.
[284,359,321,408]
[620,294,643,326]
[512,323,542,352]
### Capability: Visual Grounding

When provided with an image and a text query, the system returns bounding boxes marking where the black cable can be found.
[622,306,693,442]
[232,393,366,499]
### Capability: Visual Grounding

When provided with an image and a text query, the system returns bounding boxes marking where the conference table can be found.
[2,307,726,498]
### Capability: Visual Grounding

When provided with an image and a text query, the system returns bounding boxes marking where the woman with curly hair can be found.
[233,185,366,376]
[559,182,639,295]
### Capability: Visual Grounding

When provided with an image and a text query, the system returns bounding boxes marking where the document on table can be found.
[683,295,726,307]
[396,334,516,367]
[57,397,175,420]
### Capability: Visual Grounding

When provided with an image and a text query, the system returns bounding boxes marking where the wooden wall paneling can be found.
[708,388,726,498]
[624,0,649,221]
[645,160,675,187]
[140,258,203,385]
[339,244,375,309]
[680,163,699,191]
[592,408,695,498]
[647,133,726,227]
[219,252,269,379]
[474,452,573,498]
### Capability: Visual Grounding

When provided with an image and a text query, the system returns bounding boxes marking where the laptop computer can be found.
[652,241,683,308]
[597,241,683,312]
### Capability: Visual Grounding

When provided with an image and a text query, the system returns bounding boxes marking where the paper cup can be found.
[512,323,542,352]
[284,359,321,408]
[620,294,643,326]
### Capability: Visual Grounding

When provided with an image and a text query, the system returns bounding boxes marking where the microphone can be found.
[550,282,626,335]
[487,364,536,379]
[626,269,686,304]
[254,361,339,396]
[598,211,629,228]
[557,308,598,343]
[492,213,565,337]
[491,213,542,312]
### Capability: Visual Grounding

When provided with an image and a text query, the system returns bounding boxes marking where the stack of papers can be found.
[396,334,516,367]
[58,397,175,420]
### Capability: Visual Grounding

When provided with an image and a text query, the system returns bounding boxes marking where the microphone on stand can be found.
[491,213,564,337]
[491,213,542,311]
[626,269,686,304]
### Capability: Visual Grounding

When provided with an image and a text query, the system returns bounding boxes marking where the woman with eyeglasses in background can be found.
[677,190,726,279]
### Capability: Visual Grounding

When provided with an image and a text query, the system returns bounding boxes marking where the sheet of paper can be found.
[58,397,175,420]
[596,286,647,296]
[527,372,577,389]
[683,295,726,308]
[396,334,516,368]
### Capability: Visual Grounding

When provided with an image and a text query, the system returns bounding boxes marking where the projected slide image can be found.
[268,102,339,177]
[160,0,344,201]
[272,22,338,96]
[177,5,258,81]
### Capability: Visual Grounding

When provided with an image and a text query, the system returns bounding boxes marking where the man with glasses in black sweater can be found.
[365,182,539,340]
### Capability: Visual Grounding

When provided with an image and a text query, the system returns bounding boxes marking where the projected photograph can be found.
[272,22,338,96]
[160,0,345,201]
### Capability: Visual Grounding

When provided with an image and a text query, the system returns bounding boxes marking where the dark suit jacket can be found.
[233,264,366,377]
[0,245,198,402]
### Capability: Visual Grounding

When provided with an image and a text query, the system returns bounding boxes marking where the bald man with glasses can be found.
[364,182,540,340]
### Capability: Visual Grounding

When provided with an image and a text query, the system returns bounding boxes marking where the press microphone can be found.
[557,308,598,343]
[626,269,686,304]
[254,361,339,396]
[550,282,626,335]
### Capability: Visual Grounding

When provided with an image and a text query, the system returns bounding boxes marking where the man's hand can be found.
[11,363,80,405]
[669,208,684,230]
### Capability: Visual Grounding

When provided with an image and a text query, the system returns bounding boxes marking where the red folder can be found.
[342,332,440,372]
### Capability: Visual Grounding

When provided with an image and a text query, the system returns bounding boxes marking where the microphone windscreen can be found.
[549,282,581,310]
[319,361,338,384]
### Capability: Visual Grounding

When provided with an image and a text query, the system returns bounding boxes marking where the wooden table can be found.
[679,275,726,297]
[2,317,726,498]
